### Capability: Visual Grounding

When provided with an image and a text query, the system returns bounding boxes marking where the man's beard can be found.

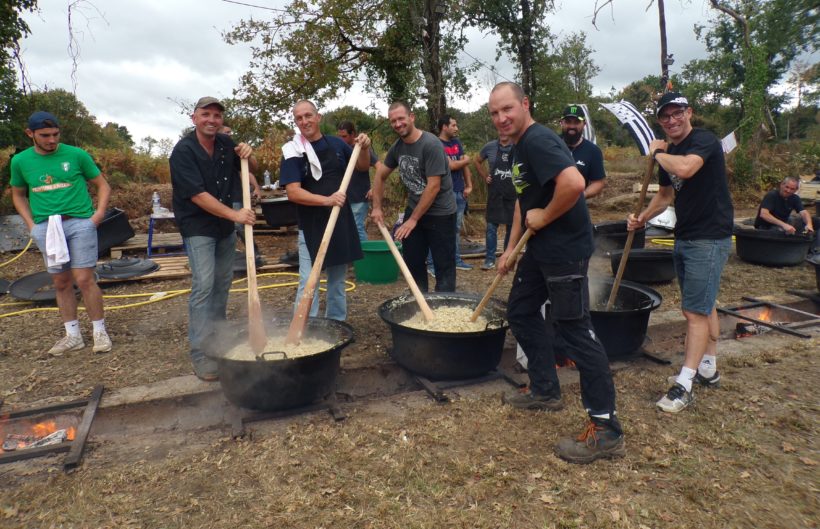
[562,129,580,145]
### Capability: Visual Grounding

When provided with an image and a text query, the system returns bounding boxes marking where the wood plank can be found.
[109,233,183,258]
[633,183,659,193]
[97,256,294,283]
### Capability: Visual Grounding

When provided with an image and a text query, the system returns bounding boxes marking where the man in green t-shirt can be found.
[10,111,113,355]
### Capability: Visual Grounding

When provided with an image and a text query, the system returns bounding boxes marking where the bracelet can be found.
[652,148,665,160]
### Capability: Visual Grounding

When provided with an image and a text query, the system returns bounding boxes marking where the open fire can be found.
[0,417,78,453]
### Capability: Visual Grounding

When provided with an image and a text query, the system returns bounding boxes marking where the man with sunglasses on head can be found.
[627,92,734,413]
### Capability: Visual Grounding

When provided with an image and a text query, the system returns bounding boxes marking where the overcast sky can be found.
[18,0,719,144]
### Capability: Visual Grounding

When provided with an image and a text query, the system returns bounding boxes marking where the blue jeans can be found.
[484,222,511,264]
[673,237,732,315]
[31,217,98,272]
[296,230,348,320]
[350,201,368,242]
[184,233,236,359]
[455,192,466,262]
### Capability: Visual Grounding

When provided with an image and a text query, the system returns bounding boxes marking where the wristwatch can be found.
[652,148,665,160]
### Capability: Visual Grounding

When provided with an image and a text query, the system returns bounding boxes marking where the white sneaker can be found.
[92,330,112,353]
[48,334,85,356]
[656,383,694,413]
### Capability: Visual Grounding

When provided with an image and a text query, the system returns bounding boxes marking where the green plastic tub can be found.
[354,240,402,284]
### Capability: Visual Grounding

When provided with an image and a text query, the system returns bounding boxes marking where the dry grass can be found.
[2,343,817,528]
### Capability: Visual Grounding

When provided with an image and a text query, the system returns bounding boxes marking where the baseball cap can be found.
[656,92,689,117]
[27,111,60,131]
[561,105,585,121]
[194,96,225,111]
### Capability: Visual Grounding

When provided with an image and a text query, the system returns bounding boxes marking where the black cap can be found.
[561,105,585,121]
[194,96,225,111]
[656,92,689,117]
[27,111,60,131]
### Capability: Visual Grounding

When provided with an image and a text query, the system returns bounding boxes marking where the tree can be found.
[225,0,472,130]
[463,0,554,109]
[0,1,38,149]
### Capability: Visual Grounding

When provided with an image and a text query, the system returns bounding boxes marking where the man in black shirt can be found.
[170,96,257,381]
[560,105,606,200]
[490,82,624,464]
[628,92,734,413]
[754,176,815,235]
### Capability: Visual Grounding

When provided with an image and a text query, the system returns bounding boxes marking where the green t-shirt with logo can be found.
[10,144,101,224]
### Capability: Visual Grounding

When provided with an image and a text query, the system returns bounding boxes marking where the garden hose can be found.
[0,272,357,319]
[0,238,32,268]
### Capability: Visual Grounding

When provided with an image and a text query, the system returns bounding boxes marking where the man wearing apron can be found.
[475,134,516,270]
[280,100,372,320]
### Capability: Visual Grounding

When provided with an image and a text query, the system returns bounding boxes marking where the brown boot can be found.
[554,421,625,464]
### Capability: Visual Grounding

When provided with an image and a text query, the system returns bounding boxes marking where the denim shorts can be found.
[30,217,99,273]
[673,237,732,315]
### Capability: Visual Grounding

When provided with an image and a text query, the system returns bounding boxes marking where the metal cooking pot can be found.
[205,318,354,411]
[589,277,662,359]
[608,248,675,284]
[594,220,646,254]
[378,292,508,380]
[734,226,813,267]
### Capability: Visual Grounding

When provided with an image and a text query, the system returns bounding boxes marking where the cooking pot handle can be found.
[256,351,288,361]
[485,318,505,331]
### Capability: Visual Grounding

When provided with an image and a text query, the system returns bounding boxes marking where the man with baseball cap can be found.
[560,105,606,199]
[10,111,113,355]
[627,91,734,413]
[170,96,258,381]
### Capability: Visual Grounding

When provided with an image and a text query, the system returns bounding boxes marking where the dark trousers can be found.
[402,209,456,292]
[507,252,617,416]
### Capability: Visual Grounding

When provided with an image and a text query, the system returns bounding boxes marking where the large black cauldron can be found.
[609,248,675,284]
[589,277,662,359]
[734,226,813,267]
[378,292,508,380]
[808,254,820,292]
[594,221,646,253]
[260,196,298,228]
[205,318,354,411]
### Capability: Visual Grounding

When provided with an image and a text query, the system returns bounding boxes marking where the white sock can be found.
[91,319,106,333]
[675,367,696,393]
[64,320,81,337]
[698,355,717,377]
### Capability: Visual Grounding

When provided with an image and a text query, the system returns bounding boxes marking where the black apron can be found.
[298,138,363,268]
[486,143,517,225]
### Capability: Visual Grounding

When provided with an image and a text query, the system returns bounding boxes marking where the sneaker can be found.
[92,330,113,353]
[502,389,564,411]
[456,261,473,271]
[667,371,721,388]
[427,266,436,278]
[656,383,694,413]
[554,421,625,464]
[47,334,85,356]
[480,261,496,270]
[192,355,219,382]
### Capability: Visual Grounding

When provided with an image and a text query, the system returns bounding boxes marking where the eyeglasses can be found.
[658,109,687,124]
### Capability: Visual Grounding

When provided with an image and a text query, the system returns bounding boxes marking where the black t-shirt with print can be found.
[658,128,733,240]
[513,123,593,263]
[754,189,804,228]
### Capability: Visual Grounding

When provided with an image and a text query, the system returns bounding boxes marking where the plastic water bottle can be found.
[263,170,272,188]
[151,192,161,215]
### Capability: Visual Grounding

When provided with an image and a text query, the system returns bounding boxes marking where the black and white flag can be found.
[575,103,597,145]
[600,100,656,156]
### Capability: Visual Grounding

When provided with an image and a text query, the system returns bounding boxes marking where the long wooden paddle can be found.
[606,155,656,311]
[377,221,435,322]
[286,143,362,344]
[241,158,267,353]
[470,228,534,322]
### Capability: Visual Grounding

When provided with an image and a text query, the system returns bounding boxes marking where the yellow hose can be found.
[0,271,357,319]
[0,238,33,268]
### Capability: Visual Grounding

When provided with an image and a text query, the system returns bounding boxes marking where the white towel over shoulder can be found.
[281,133,322,181]
[45,214,70,268]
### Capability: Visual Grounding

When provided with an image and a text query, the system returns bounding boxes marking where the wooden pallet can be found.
[97,255,295,283]
[109,233,184,259]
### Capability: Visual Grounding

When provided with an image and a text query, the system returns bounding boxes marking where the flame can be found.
[757,307,772,322]
[0,418,76,454]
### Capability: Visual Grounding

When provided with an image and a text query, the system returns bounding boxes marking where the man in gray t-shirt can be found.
[372,101,457,292]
